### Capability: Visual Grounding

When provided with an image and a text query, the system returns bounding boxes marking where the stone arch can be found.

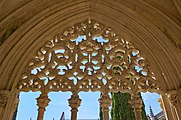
[16,19,161,120]
[0,0,180,120]
[0,1,180,92]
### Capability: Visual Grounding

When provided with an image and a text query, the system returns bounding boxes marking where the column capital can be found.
[36,93,50,109]
[167,90,181,108]
[129,94,142,109]
[36,93,50,120]
[99,94,111,108]
[68,94,81,120]
[0,90,10,108]
[68,94,81,110]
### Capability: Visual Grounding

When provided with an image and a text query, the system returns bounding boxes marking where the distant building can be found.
[60,112,65,120]
[147,106,166,120]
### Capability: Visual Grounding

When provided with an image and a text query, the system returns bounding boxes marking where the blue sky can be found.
[16,92,162,120]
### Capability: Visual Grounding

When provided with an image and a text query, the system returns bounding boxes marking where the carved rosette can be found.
[17,19,159,94]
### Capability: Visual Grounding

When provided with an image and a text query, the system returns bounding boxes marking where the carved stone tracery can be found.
[14,19,162,120]
[17,19,159,94]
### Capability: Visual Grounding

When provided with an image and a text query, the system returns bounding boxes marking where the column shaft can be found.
[99,93,111,120]
[68,94,81,120]
[167,90,181,120]
[161,95,175,120]
[129,94,142,120]
[36,93,50,120]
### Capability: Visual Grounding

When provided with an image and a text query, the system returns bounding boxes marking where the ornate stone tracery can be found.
[17,19,159,94]
[16,19,161,120]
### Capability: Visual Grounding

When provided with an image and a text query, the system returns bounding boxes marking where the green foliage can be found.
[111,92,135,120]
[111,92,148,120]
[99,106,103,120]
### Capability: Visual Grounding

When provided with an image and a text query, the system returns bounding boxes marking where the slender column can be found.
[99,93,111,120]
[129,94,142,120]
[167,90,181,120]
[160,95,175,120]
[68,94,81,120]
[171,106,178,120]
[36,93,50,120]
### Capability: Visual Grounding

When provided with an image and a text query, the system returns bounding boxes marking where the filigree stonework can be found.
[17,19,159,94]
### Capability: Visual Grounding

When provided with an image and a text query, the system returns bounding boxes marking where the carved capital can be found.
[99,94,111,109]
[68,94,81,111]
[129,94,142,109]
[68,94,81,120]
[36,93,50,120]
[0,90,10,108]
[167,90,181,108]
[36,93,50,110]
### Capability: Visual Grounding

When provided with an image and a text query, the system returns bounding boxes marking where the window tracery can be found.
[17,19,159,94]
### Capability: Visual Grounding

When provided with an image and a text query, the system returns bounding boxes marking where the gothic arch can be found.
[0,0,180,120]
[16,19,161,120]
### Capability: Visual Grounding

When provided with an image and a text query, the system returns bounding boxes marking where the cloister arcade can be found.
[0,0,181,120]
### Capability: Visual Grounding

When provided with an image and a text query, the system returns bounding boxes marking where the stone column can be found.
[129,94,142,120]
[36,93,50,120]
[68,94,81,120]
[99,93,111,120]
[0,91,9,118]
[167,90,181,120]
[171,106,178,120]
[160,95,175,120]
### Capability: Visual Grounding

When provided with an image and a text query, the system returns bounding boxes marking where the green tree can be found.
[99,106,103,120]
[111,92,135,120]
[110,92,148,120]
